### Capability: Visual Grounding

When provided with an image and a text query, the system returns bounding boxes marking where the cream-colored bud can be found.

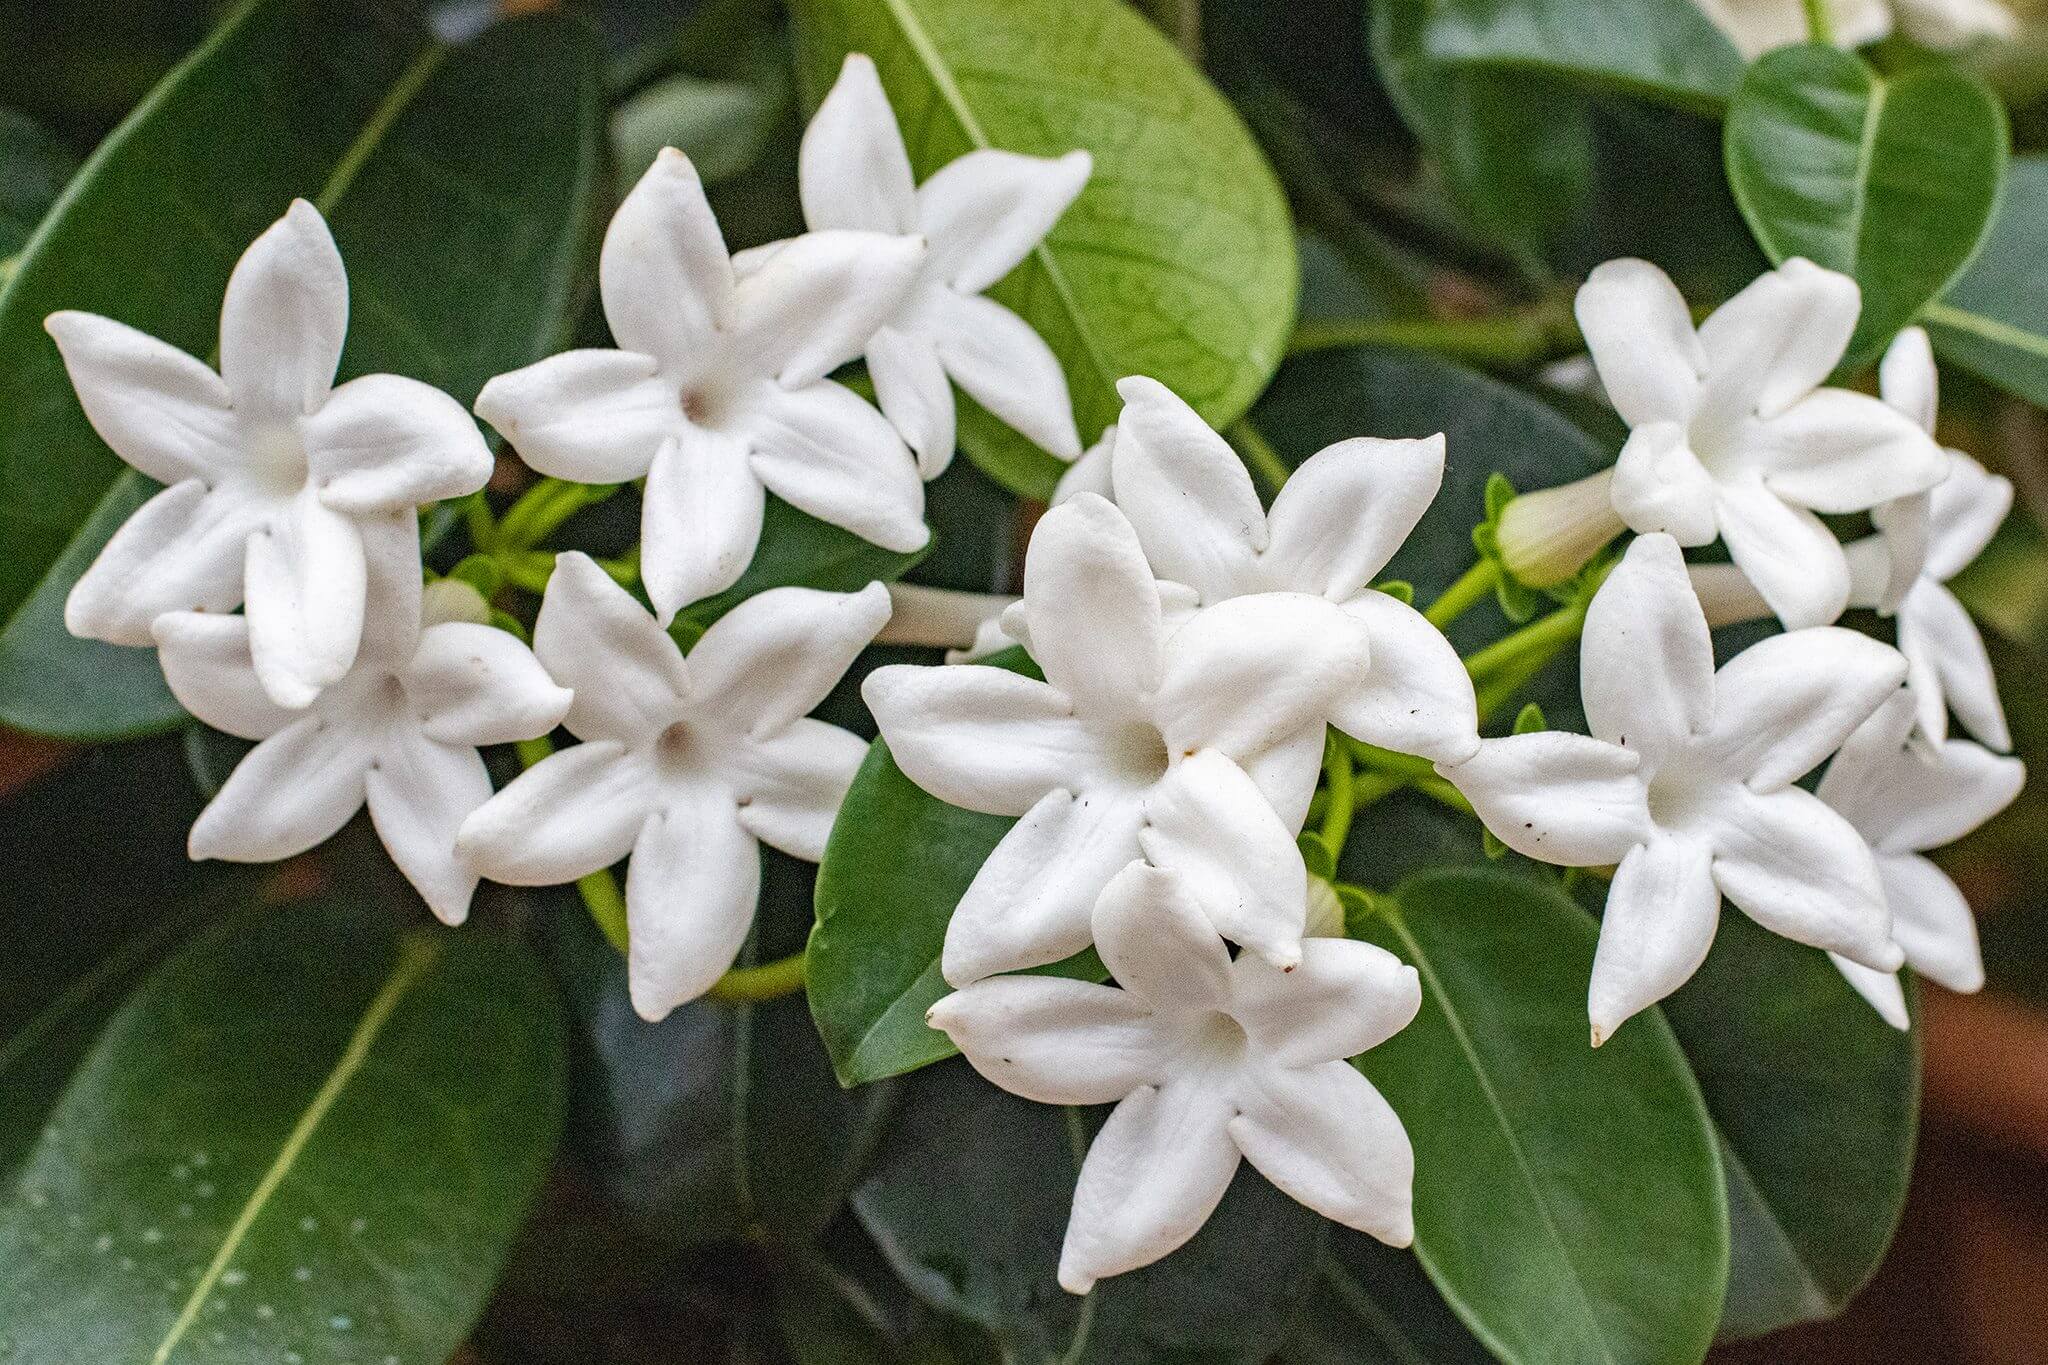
[1305,875,1346,939]
[421,577,491,627]
[1495,469,1624,588]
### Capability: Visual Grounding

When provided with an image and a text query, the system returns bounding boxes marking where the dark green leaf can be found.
[0,2,605,739]
[1355,867,1728,1365]
[1926,154,2048,408]
[678,494,928,631]
[1660,912,1920,1340]
[789,0,1297,499]
[0,900,565,1364]
[1725,43,2008,371]
[1282,1230,1491,1365]
[0,109,76,263]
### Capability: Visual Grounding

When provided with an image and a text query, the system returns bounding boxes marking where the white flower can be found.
[1438,533,1907,1043]
[154,511,570,924]
[781,53,1089,476]
[52,200,493,708]
[864,493,1370,985]
[928,860,1419,1293]
[1106,377,1479,765]
[1694,0,2012,58]
[458,553,889,1020]
[474,150,929,624]
[1575,258,1946,630]
[1819,690,2024,1028]
[1050,422,1117,506]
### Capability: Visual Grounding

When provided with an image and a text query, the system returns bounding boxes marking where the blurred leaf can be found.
[1927,154,2048,409]
[789,0,1297,499]
[1726,43,2007,372]
[0,0,211,139]
[0,109,75,265]
[0,900,564,1364]
[1660,912,1920,1341]
[0,3,604,740]
[612,36,790,188]
[1281,1230,1491,1365]
[677,494,928,632]
[1356,868,1728,1365]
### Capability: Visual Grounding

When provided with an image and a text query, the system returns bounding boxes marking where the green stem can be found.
[496,477,621,554]
[1350,770,1406,808]
[1346,738,1435,781]
[1423,559,1499,629]
[1289,304,1580,366]
[704,950,807,1003]
[1226,419,1292,496]
[1319,735,1356,859]
[1463,601,1587,684]
[1802,0,1834,44]
[1409,774,1473,816]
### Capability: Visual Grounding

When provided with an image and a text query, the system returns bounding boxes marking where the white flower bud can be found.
[1494,469,1623,588]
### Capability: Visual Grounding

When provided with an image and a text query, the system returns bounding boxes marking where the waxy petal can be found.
[44,311,237,484]
[726,230,924,387]
[364,722,493,925]
[1439,733,1650,866]
[728,717,871,861]
[218,200,345,420]
[1240,721,1326,833]
[1231,938,1421,1069]
[1903,579,2010,751]
[744,378,927,557]
[1588,834,1720,1046]
[473,348,677,483]
[189,710,369,862]
[799,54,917,235]
[1580,533,1714,764]
[1574,258,1703,427]
[408,621,572,748]
[534,551,690,745]
[1757,389,1947,513]
[917,148,1090,295]
[1925,453,2012,581]
[690,581,890,737]
[1092,860,1235,1013]
[1831,954,1911,1032]
[1139,750,1308,967]
[1704,627,1906,792]
[1020,494,1163,727]
[1230,1060,1415,1245]
[928,975,1168,1105]
[1264,435,1444,602]
[642,429,768,622]
[1821,693,2024,851]
[151,611,297,741]
[1878,326,1937,435]
[1611,422,1719,545]
[1110,376,1265,602]
[863,662,1100,817]
[457,740,656,884]
[928,290,1082,459]
[1878,851,1984,993]
[868,324,956,478]
[1154,592,1369,761]
[1708,784,1900,971]
[601,149,731,372]
[1714,479,1851,630]
[66,479,254,645]
[626,786,759,1020]
[1695,257,1859,423]
[244,487,367,708]
[304,372,492,513]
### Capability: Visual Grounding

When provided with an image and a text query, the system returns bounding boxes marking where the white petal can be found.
[1708,784,1900,971]
[1879,852,1984,993]
[1893,0,2018,46]
[1906,583,2011,752]
[1695,258,1859,422]
[1610,423,1719,544]
[473,349,677,483]
[352,508,426,671]
[941,785,1145,985]
[1703,627,1906,792]
[1231,937,1421,1069]
[1688,559,1774,628]
[1230,1060,1414,1245]
[642,429,768,621]
[927,975,1167,1104]
[1756,390,1948,513]
[304,373,493,513]
[1924,453,2013,581]
[1878,325,1937,434]
[742,379,928,558]
[1020,494,1163,727]
[218,200,345,420]
[244,488,368,708]
[1437,733,1650,866]
[626,787,759,1020]
[1863,493,1930,615]
[1057,1079,1240,1295]
[689,580,890,736]
[1579,533,1714,764]
[364,722,493,925]
[1572,258,1703,427]
[1815,686,1917,833]
[65,479,254,645]
[534,551,690,744]
[863,662,1103,817]
[1713,479,1851,630]
[1110,375,1265,602]
[1051,424,1116,506]
[1264,435,1445,601]
[1154,593,1370,760]
[1240,721,1326,833]
[728,717,871,860]
[1138,749,1308,967]
[150,611,296,740]
[725,230,924,387]
[457,740,655,885]
[601,149,731,370]
[1092,859,1235,1011]
[927,290,1082,460]
[407,621,572,747]
[917,148,1090,295]
[189,710,369,861]
[44,311,237,484]
[798,54,917,234]
[1829,954,1912,1032]
[1823,698,2024,851]
[1588,834,1720,1046]
[868,325,955,478]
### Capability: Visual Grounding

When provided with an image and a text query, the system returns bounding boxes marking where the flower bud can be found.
[1494,469,1624,588]
[1305,875,1346,939]
[422,577,492,628]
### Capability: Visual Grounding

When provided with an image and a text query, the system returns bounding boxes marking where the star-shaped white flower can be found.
[928,859,1419,1294]
[780,53,1089,476]
[1439,533,1907,1043]
[1694,0,2012,58]
[864,493,1370,985]
[53,200,494,707]
[1101,377,1478,764]
[1818,689,2024,1029]
[1576,258,1946,630]
[154,513,570,924]
[458,553,889,1020]
[475,151,930,623]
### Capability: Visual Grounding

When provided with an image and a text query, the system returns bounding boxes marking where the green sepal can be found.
[1482,827,1509,860]
[1513,702,1547,734]
[450,553,505,600]
[1374,579,1416,605]
[1298,831,1338,882]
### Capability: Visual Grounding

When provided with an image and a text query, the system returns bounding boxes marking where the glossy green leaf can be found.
[1356,867,1728,1365]
[0,900,565,1364]
[1659,912,1920,1341]
[1282,1229,1491,1365]
[611,30,791,189]
[0,2,604,740]
[0,109,75,265]
[1725,43,2008,372]
[789,0,1296,499]
[1926,155,2048,409]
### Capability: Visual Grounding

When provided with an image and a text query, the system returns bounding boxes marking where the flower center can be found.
[1646,766,1716,835]
[654,720,701,773]
[1101,721,1171,788]
[244,421,309,494]
[1189,1011,1250,1068]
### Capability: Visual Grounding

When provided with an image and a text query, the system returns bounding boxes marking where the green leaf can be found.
[677,494,929,631]
[0,3,604,740]
[1355,867,1728,1365]
[1925,155,2048,408]
[1725,43,2008,372]
[0,109,75,265]
[1283,1230,1491,1365]
[612,54,790,188]
[789,0,1297,499]
[0,900,565,1364]
[1659,912,1920,1340]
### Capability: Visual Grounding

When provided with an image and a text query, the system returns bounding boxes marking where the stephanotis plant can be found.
[4,2,2044,1362]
